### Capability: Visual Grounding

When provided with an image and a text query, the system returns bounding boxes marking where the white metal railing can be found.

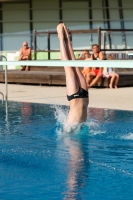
[0,55,7,101]
[0,59,133,102]
[0,60,133,68]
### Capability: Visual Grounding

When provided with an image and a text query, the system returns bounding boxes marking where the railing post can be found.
[47,31,50,60]
[98,26,101,50]
[3,56,7,101]
[5,64,7,101]
[103,31,106,50]
[1,55,7,101]
[34,30,37,60]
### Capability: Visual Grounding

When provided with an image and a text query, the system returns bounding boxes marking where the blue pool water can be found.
[0,101,133,200]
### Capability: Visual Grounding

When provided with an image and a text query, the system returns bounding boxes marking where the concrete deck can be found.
[0,83,133,111]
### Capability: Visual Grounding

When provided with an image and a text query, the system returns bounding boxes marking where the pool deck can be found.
[0,83,133,111]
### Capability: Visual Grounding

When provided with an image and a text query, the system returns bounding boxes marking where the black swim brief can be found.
[67,88,88,101]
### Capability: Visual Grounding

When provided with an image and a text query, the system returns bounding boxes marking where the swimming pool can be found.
[0,101,133,200]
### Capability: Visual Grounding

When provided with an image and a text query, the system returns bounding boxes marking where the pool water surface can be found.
[0,101,133,200]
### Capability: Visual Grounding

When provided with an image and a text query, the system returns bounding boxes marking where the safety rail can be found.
[34,27,101,60]
[34,27,133,60]
[0,59,133,100]
[0,60,133,68]
[0,55,8,101]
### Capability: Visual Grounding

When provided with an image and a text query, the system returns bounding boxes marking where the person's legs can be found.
[57,23,87,95]
[20,66,26,71]
[62,23,87,92]
[114,73,119,88]
[109,73,116,88]
[85,71,96,87]
[57,24,79,95]
[25,58,30,71]
[57,23,88,125]
[25,66,30,71]
[20,58,29,71]
[89,71,102,88]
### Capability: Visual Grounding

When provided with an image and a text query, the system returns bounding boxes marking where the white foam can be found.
[52,104,68,125]
[52,104,106,139]
[86,119,106,135]
[51,104,86,139]
[122,133,133,140]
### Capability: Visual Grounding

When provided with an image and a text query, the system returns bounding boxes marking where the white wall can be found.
[2,3,30,51]
[0,0,133,51]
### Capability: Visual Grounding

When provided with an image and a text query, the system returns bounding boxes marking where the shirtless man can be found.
[86,44,105,88]
[18,41,31,71]
[57,23,89,126]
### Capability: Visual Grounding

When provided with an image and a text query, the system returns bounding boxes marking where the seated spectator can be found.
[79,50,92,79]
[103,54,119,88]
[78,50,91,60]
[18,41,31,71]
[85,44,105,88]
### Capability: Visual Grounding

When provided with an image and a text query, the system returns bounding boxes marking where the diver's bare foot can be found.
[114,85,118,89]
[56,23,64,39]
[62,23,70,40]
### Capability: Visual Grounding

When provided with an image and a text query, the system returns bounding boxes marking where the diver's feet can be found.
[62,23,75,60]
[56,23,64,40]
[62,23,70,41]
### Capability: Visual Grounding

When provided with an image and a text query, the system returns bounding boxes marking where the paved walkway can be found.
[0,83,133,111]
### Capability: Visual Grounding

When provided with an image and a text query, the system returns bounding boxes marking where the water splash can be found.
[52,104,68,126]
[51,104,106,139]
[121,133,133,140]
[87,119,106,135]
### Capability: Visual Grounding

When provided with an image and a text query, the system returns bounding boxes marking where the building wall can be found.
[0,0,133,54]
